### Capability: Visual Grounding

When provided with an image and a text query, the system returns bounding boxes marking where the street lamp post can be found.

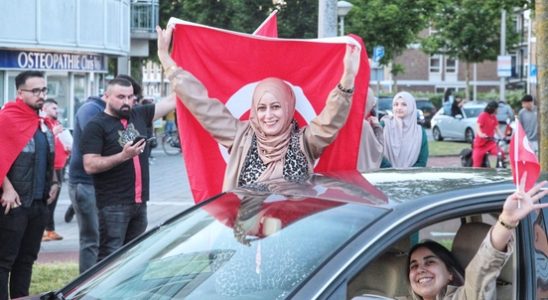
[337,1,353,36]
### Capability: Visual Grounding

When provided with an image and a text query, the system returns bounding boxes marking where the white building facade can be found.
[0,0,130,128]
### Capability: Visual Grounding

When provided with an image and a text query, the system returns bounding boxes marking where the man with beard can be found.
[0,71,56,299]
[81,77,175,260]
[66,75,143,273]
[41,98,71,241]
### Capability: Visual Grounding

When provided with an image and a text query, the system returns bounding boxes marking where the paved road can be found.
[38,149,195,263]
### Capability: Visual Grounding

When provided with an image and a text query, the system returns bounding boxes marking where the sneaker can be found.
[64,205,75,223]
[43,230,63,241]
[42,231,51,242]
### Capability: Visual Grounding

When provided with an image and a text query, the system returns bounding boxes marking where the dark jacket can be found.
[7,129,55,207]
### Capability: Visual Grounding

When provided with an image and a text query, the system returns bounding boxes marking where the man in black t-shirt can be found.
[81,78,175,260]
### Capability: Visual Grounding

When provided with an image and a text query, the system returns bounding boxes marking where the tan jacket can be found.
[169,69,353,191]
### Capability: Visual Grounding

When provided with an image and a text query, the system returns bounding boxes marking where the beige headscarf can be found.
[249,77,296,181]
[358,88,384,171]
[382,91,422,168]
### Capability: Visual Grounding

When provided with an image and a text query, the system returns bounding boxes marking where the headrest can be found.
[451,221,513,285]
[451,222,491,269]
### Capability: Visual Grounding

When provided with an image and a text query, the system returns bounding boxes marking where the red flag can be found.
[253,10,278,37]
[0,99,40,188]
[509,120,540,191]
[169,19,370,202]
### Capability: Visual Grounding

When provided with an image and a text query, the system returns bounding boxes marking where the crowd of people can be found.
[0,24,542,299]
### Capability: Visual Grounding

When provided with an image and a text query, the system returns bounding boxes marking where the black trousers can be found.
[45,169,63,231]
[0,200,47,300]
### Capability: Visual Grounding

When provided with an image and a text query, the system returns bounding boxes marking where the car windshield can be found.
[61,184,386,299]
[463,107,483,118]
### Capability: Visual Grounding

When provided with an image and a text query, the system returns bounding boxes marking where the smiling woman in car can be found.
[406,179,548,300]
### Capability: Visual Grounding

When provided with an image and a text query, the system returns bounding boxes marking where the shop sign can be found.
[0,49,106,72]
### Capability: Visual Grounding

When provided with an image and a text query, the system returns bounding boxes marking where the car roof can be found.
[229,168,513,207]
[363,168,513,203]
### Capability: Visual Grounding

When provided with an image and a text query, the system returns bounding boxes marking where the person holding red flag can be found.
[156,24,360,191]
[0,71,57,300]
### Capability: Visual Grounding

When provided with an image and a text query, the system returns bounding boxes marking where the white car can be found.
[431,101,486,143]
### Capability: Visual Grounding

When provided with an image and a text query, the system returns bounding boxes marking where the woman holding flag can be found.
[156,24,360,191]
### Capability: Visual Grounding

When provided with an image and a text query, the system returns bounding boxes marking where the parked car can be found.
[415,98,436,128]
[23,169,548,300]
[376,96,393,121]
[377,96,426,127]
[430,101,487,143]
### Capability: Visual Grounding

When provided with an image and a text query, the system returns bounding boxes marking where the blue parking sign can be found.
[373,46,384,63]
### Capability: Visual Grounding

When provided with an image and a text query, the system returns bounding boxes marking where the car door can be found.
[533,201,548,299]
[441,103,460,139]
[302,187,533,300]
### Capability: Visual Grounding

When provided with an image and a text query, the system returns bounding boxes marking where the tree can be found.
[345,0,440,72]
[421,0,530,100]
[536,0,547,170]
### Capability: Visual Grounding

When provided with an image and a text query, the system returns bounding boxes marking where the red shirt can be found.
[474,112,498,148]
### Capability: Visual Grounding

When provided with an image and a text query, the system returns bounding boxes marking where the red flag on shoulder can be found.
[0,99,40,188]
[509,120,540,192]
[169,19,370,203]
[253,10,278,37]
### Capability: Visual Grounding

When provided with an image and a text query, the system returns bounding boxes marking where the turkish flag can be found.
[509,120,540,191]
[253,10,278,37]
[169,19,370,202]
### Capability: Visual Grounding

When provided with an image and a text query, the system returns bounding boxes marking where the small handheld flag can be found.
[509,117,540,192]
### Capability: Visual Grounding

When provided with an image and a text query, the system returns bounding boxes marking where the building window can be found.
[429,55,441,73]
[446,58,456,73]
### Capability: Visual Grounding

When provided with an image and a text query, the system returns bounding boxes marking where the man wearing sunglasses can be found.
[0,70,57,299]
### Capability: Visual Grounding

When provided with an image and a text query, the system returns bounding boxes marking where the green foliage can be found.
[346,0,440,64]
[30,263,78,296]
[429,94,444,109]
[421,0,525,63]
[158,0,318,38]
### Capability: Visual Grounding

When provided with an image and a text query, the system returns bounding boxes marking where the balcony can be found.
[131,0,159,39]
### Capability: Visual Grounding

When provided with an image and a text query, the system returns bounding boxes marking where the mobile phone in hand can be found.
[132,136,147,146]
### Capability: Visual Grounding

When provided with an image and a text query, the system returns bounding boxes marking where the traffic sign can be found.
[373,46,384,63]
[497,55,511,77]
[530,64,537,83]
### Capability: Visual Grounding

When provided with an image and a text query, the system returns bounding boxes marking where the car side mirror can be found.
[455,114,463,119]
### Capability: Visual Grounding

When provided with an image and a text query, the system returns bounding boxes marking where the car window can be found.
[347,212,517,300]
[463,107,483,118]
[62,193,386,300]
[535,208,548,299]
